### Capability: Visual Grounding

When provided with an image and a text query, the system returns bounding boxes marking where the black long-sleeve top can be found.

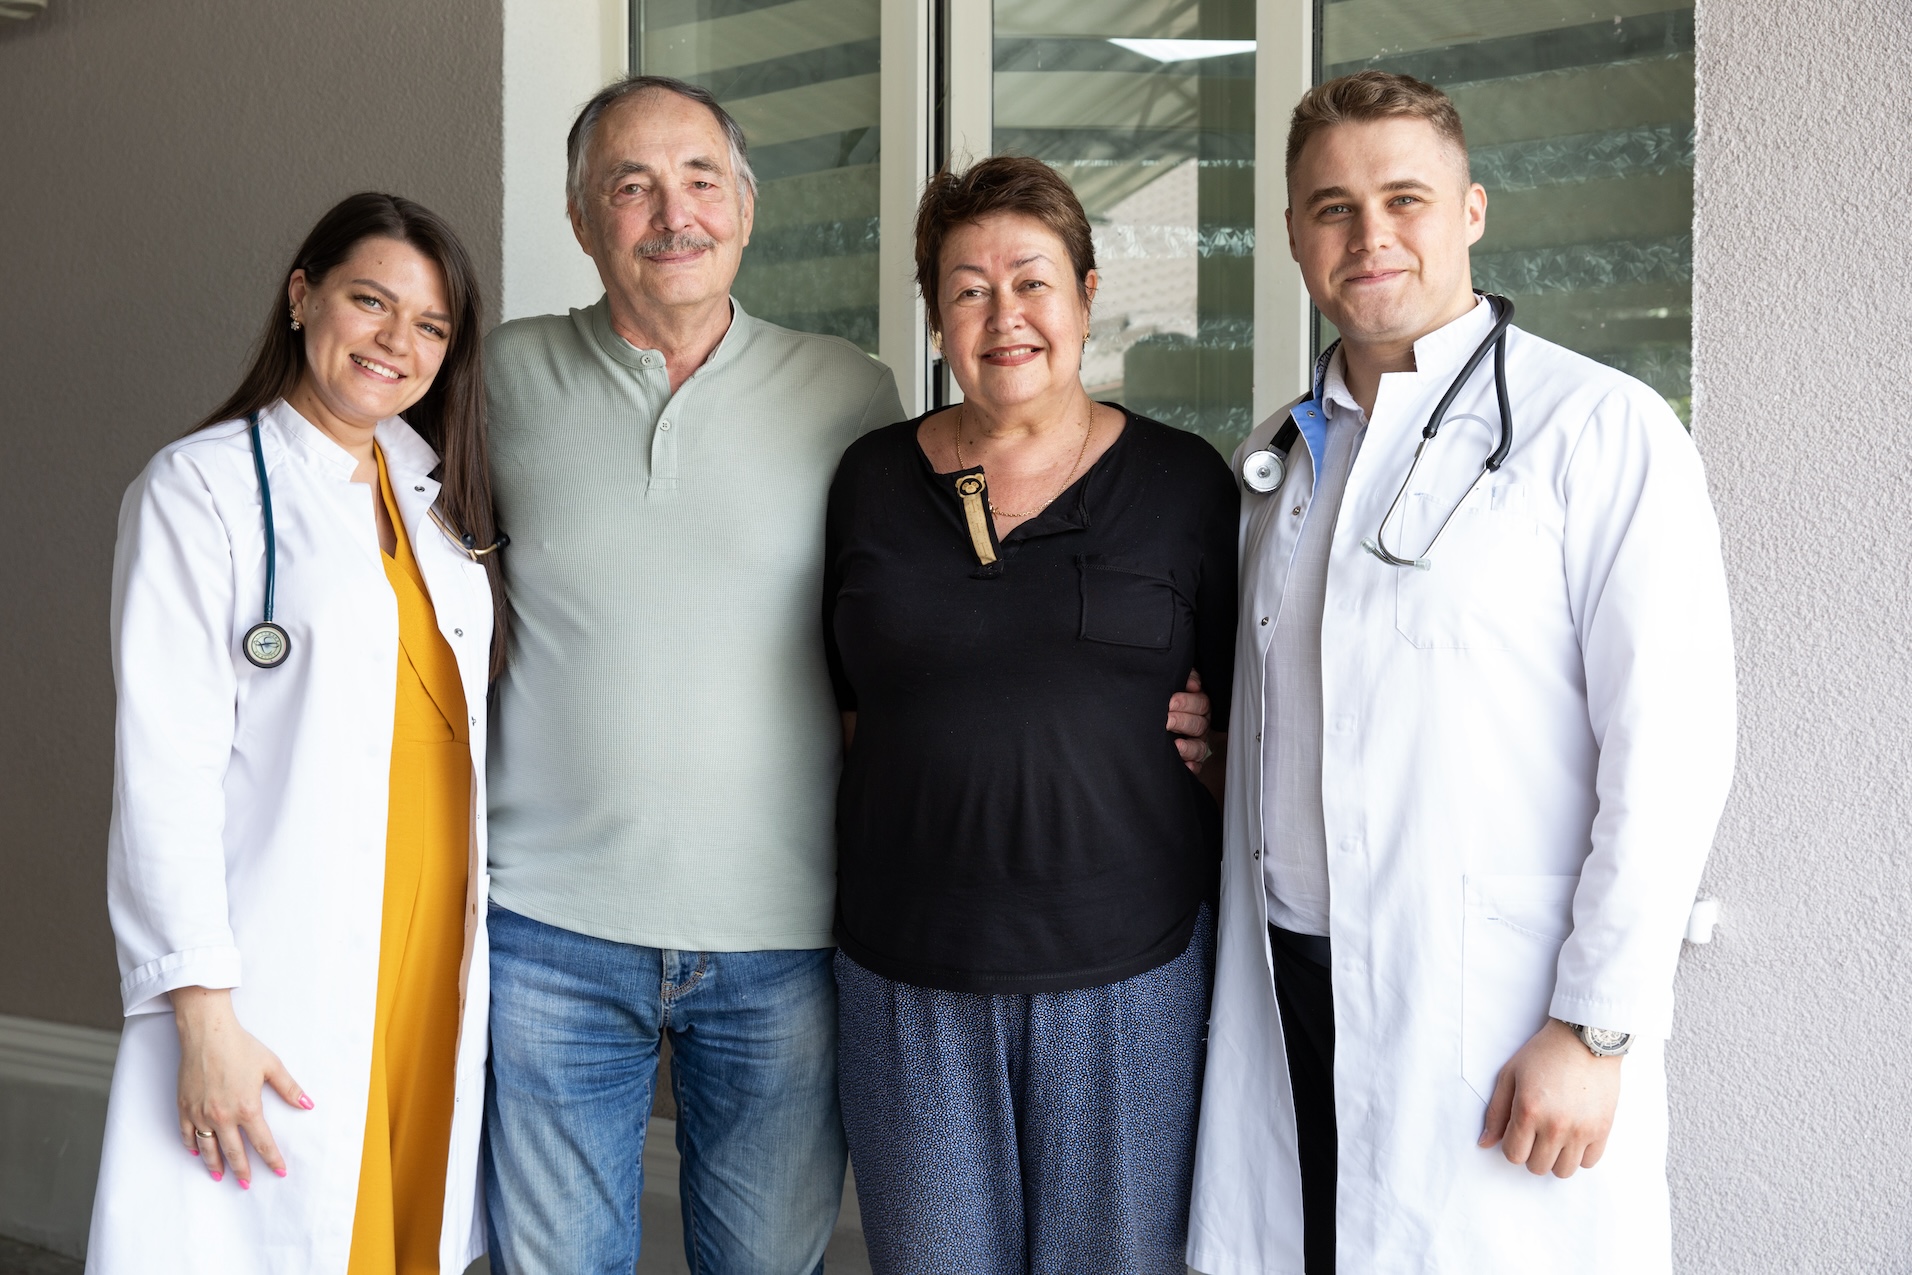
[823,407,1239,994]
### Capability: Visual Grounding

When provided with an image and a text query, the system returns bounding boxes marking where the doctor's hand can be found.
[1478,1018,1621,1178]
[1169,670,1213,773]
[170,986,313,1189]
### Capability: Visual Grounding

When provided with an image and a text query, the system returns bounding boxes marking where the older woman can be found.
[87,192,504,1275]
[823,156,1238,1273]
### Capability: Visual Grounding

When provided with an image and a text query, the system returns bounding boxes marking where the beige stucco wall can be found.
[1672,0,1912,1266]
[0,0,503,1029]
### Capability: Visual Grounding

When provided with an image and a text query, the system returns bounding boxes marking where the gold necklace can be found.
[955,402,1093,520]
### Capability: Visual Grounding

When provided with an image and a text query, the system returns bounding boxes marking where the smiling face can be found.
[570,88,754,324]
[286,236,451,430]
[1287,115,1486,352]
[938,213,1096,414]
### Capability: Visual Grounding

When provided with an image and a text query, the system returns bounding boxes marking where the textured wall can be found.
[1671,0,1912,1268]
[0,0,502,1029]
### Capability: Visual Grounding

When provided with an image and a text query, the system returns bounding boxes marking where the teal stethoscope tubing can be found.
[242,410,292,668]
[238,409,507,669]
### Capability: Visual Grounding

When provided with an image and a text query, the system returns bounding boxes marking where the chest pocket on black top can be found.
[1077,556,1178,649]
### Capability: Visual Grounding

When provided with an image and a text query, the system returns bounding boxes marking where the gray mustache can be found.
[635,233,718,256]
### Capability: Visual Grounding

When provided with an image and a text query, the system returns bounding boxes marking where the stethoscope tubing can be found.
[247,411,278,623]
[239,408,505,669]
[1359,293,1517,569]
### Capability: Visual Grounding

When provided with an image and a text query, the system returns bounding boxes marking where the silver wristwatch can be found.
[1562,1020,1632,1057]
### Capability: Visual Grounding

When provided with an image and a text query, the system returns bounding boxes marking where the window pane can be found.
[640,0,882,352]
[994,0,1257,455]
[1318,0,1695,421]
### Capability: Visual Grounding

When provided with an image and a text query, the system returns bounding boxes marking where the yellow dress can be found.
[348,450,472,1275]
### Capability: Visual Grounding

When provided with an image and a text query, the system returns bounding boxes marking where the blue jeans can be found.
[484,904,845,1275]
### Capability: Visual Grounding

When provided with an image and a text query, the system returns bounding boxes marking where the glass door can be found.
[637,0,884,353]
[989,0,1259,455]
[1317,0,1696,420]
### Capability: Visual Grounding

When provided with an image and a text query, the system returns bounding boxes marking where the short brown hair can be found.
[1286,71,1469,193]
[914,155,1096,334]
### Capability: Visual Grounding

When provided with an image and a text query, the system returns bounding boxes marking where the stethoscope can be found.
[240,410,508,670]
[1240,293,1516,571]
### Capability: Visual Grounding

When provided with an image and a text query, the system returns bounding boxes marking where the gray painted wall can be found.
[0,0,503,1029]
[1671,0,1912,1267]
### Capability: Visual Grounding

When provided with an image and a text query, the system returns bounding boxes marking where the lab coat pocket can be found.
[1077,556,1178,649]
[1393,487,1554,651]
[1461,873,1579,1103]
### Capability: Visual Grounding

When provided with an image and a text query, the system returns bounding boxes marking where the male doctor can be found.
[1186,71,1735,1275]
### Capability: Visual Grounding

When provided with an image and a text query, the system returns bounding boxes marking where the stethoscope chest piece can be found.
[243,621,291,669]
[1241,449,1284,494]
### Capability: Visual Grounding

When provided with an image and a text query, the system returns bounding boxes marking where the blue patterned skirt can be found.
[835,905,1214,1275]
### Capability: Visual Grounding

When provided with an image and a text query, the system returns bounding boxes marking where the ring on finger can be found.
[194,1129,216,1139]
[1198,740,1214,763]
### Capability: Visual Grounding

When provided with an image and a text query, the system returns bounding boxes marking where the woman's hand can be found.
[170,986,312,1187]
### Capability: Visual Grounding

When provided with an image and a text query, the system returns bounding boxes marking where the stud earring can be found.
[289,306,302,331]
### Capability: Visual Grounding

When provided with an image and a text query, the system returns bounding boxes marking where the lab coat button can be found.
[1292,506,1303,517]
[454,628,463,637]
[660,420,672,431]
[1259,616,1269,626]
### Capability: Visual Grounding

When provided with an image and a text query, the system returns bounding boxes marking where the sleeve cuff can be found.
[1548,986,1673,1042]
[120,945,243,1017]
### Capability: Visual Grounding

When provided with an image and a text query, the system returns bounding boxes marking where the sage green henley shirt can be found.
[484,297,903,950]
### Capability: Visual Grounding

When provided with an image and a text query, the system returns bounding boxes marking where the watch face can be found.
[1583,1026,1631,1053]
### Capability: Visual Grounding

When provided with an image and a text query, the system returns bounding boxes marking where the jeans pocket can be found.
[1077,556,1179,649]
[1461,873,1579,1102]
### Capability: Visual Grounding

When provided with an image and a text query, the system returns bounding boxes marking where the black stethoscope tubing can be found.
[1241,294,1517,570]
[1363,293,1515,568]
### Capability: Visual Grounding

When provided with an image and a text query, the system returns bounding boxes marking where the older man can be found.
[477,76,900,1274]
[1188,72,1735,1274]
[480,76,1212,1274]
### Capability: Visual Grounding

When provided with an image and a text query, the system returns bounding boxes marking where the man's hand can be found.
[1169,670,1212,773]
[1478,1018,1621,1178]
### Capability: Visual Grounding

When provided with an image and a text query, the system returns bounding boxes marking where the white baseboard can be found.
[0,1013,119,1092]
[0,1014,120,1260]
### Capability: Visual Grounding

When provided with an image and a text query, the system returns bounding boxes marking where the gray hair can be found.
[565,75,758,214]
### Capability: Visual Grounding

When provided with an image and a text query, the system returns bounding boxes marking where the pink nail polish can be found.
[211,1171,223,1183]
[298,1095,315,1110]
[239,1178,251,1191]
[275,1167,288,1178]
[190,1148,200,1157]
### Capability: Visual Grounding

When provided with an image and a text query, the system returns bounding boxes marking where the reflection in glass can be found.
[639,0,881,352]
[1318,0,1696,421]
[993,0,1256,455]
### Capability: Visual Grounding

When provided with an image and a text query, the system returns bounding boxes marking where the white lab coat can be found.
[87,401,494,1275]
[1187,302,1736,1275]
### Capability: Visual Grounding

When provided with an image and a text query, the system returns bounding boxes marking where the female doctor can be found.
[88,192,505,1275]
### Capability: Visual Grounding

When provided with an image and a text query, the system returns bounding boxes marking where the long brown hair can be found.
[196,192,508,678]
